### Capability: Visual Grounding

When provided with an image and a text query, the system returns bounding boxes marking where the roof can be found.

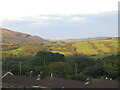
[2,74,85,88]
[2,71,13,78]
[3,73,119,88]
[2,74,38,87]
[38,77,85,88]
[84,80,119,88]
[2,71,9,76]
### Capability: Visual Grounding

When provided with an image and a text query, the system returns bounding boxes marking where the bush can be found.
[68,73,87,82]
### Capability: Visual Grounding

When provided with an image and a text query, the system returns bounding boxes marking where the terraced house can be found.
[1,71,119,89]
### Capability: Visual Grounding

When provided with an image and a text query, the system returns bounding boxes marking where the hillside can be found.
[1,28,48,43]
[2,37,119,60]
[72,38,119,55]
[52,37,112,43]
[1,28,119,59]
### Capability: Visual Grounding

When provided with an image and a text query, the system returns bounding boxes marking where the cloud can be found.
[0,0,118,20]
[2,11,117,39]
[33,21,50,25]
[68,17,87,22]
[31,16,64,25]
[2,17,33,25]
[2,15,64,25]
[2,11,116,26]
[35,16,63,20]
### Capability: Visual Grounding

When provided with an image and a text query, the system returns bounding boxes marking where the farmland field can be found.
[72,41,98,55]
[2,38,120,59]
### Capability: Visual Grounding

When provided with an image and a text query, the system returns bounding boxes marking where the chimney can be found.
[110,78,112,80]
[50,73,53,78]
[85,78,90,85]
[105,77,108,80]
[37,74,41,81]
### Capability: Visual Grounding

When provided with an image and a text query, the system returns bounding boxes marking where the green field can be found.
[3,47,24,55]
[91,41,110,52]
[72,41,98,55]
[2,38,120,59]
[91,52,120,59]
[72,38,119,55]
[51,51,72,56]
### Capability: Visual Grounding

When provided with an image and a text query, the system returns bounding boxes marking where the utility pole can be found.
[75,62,78,80]
[30,71,33,78]
[20,61,21,76]
[44,60,46,67]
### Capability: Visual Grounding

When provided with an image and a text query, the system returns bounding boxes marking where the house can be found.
[84,80,119,88]
[2,74,39,88]
[38,77,85,88]
[2,71,119,88]
[2,71,40,88]
[2,71,14,78]
[2,72,85,88]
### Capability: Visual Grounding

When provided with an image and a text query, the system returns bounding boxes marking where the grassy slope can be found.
[72,41,98,55]
[3,38,119,58]
[3,47,24,55]
[91,52,120,59]
[91,40,110,52]
[72,38,119,55]
[51,51,72,56]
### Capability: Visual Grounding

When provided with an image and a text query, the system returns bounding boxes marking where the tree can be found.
[74,55,96,73]
[68,73,87,82]
[83,55,119,79]
[48,62,73,78]
[102,55,119,79]
[34,66,49,78]
[31,51,65,66]
[83,64,105,78]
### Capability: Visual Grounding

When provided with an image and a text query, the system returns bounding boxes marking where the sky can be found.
[0,0,119,39]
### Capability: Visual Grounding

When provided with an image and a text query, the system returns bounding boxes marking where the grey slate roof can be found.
[38,77,84,88]
[84,80,119,88]
[2,73,119,88]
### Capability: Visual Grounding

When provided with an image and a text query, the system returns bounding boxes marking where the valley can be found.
[1,28,119,86]
[2,37,119,59]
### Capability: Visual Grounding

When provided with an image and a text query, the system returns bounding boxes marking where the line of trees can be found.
[2,51,119,82]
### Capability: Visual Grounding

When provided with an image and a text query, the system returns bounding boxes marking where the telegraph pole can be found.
[44,60,46,67]
[75,62,78,80]
[20,61,21,76]
[30,71,33,77]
